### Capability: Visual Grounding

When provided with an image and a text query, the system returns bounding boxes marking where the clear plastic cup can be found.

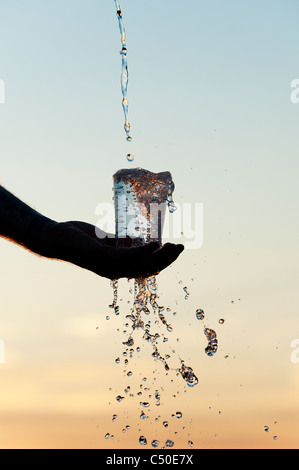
[113,168,174,248]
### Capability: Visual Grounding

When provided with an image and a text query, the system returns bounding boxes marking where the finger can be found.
[151,243,184,271]
[129,243,184,279]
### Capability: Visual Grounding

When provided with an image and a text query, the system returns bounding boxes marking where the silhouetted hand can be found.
[41,221,184,280]
[0,185,184,280]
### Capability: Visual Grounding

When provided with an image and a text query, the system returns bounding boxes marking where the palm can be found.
[43,220,184,280]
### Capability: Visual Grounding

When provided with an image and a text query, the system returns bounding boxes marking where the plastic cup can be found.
[113,168,174,248]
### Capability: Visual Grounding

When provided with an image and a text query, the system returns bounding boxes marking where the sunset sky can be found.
[0,0,299,449]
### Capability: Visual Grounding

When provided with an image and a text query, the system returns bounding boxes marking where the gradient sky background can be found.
[0,0,299,449]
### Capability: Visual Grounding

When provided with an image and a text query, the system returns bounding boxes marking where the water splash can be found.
[204,328,218,356]
[114,0,131,142]
[107,168,204,447]
[109,280,119,315]
[178,362,198,387]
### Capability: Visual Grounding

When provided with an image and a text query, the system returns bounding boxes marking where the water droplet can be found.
[163,421,169,428]
[140,411,146,419]
[175,411,182,419]
[168,203,177,213]
[151,440,159,448]
[165,439,174,447]
[126,136,132,142]
[105,433,110,439]
[140,402,150,408]
[116,395,125,402]
[115,357,120,364]
[139,436,147,446]
[273,435,278,440]
[196,309,205,320]
[112,414,117,422]
[188,440,193,447]
[264,426,269,432]
[218,318,225,324]
[127,153,134,162]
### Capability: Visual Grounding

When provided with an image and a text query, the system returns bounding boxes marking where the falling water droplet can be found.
[105,433,110,439]
[168,202,177,213]
[140,402,150,408]
[264,426,269,432]
[196,309,205,320]
[165,439,174,447]
[151,440,159,448]
[127,153,134,162]
[139,436,147,446]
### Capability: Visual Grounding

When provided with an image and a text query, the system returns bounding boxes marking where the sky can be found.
[0,0,299,449]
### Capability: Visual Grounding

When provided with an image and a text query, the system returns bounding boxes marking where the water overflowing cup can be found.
[113,168,175,248]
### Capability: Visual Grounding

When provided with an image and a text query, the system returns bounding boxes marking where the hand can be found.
[40,221,184,280]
